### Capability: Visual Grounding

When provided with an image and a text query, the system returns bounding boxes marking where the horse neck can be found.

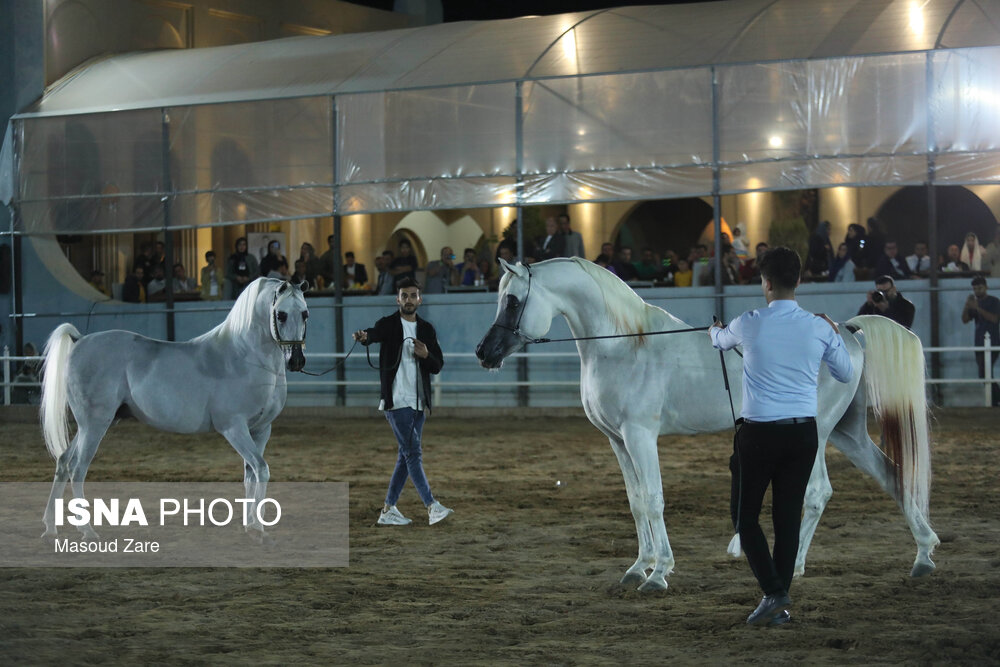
[543,263,632,340]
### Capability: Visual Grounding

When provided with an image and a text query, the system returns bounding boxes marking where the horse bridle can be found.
[492,264,535,344]
[270,286,306,348]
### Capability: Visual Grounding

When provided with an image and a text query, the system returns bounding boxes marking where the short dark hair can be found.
[205,250,215,260]
[396,277,421,292]
[758,246,801,290]
[345,251,355,259]
[874,275,895,287]
[971,276,987,287]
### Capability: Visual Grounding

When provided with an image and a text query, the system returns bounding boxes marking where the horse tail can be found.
[847,315,931,518]
[40,323,81,460]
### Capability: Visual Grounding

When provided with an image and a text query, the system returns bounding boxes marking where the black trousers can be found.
[730,420,819,597]
[975,350,1000,406]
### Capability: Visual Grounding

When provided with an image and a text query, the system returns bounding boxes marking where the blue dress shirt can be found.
[710,299,854,421]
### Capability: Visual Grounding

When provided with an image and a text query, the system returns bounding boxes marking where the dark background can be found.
[347,1,717,22]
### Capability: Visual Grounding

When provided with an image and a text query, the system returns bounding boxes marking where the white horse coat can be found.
[476,258,937,591]
[39,278,309,539]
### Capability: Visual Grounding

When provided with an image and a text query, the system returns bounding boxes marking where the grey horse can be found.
[39,277,308,539]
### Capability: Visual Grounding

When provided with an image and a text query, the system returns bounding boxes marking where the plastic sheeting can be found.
[3,1,1000,233]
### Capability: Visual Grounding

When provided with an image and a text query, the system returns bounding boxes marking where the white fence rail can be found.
[2,334,994,407]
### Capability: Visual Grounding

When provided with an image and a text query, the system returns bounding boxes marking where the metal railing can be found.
[2,335,994,407]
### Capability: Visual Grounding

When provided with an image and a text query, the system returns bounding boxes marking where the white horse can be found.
[39,278,309,539]
[475,257,938,591]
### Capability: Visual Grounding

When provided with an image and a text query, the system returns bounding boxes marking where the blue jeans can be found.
[384,408,435,507]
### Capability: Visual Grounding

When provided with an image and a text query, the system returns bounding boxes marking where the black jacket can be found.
[857,292,915,329]
[363,312,444,412]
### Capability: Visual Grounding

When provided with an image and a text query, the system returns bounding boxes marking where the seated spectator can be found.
[829,243,855,283]
[731,224,749,258]
[373,253,395,295]
[595,253,618,276]
[804,220,833,280]
[595,242,615,263]
[873,240,911,281]
[133,243,153,285]
[389,239,419,289]
[844,223,869,270]
[672,259,693,287]
[299,243,323,287]
[122,266,146,303]
[960,232,984,272]
[739,242,769,284]
[614,247,639,281]
[171,263,197,293]
[702,244,740,285]
[88,270,110,297]
[905,241,932,278]
[260,240,289,279]
[857,275,915,329]
[343,251,368,289]
[147,265,167,297]
[290,259,311,288]
[940,244,970,273]
[200,251,225,300]
[490,243,516,290]
[424,246,457,294]
[634,247,662,281]
[227,236,259,299]
[456,248,482,286]
[984,224,1000,277]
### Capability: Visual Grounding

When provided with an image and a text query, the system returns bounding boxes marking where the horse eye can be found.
[277,311,288,323]
[302,311,309,321]
[505,295,520,310]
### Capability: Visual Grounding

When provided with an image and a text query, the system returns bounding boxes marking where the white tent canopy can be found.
[3,0,1000,233]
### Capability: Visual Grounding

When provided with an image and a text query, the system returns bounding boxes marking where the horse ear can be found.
[277,281,288,294]
[500,258,527,278]
[296,280,309,293]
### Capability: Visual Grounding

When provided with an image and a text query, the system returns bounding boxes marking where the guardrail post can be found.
[2,346,10,406]
[985,332,993,408]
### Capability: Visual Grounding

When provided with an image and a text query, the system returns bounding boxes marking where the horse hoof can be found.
[637,577,668,593]
[40,529,57,544]
[79,527,100,540]
[620,571,647,587]
[793,565,805,578]
[910,558,935,577]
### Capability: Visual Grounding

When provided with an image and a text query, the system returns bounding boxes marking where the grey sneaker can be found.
[427,501,453,525]
[377,505,412,526]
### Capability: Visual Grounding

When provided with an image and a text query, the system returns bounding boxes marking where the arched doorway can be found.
[615,198,717,256]
[875,186,998,256]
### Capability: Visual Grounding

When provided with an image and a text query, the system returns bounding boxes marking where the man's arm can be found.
[823,329,854,383]
[900,298,915,329]
[417,324,444,374]
[977,297,1000,325]
[708,314,744,351]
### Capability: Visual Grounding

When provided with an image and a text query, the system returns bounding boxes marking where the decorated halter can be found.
[492,263,534,343]
[269,283,306,347]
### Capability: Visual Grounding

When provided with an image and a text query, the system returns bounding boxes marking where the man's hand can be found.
[815,313,839,334]
[412,339,429,359]
[708,320,724,336]
[865,290,875,305]
[352,329,368,343]
[875,300,889,313]
[966,294,978,312]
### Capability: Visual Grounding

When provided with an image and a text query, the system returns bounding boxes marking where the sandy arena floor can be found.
[0,408,998,665]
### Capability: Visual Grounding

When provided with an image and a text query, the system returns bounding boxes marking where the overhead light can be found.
[909,1,925,34]
[768,135,783,148]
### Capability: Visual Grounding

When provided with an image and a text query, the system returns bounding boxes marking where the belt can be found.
[742,417,815,425]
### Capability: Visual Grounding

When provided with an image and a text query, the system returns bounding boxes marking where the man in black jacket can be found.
[856,275,915,329]
[353,277,453,526]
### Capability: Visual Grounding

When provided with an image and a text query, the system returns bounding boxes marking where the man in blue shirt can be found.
[710,246,853,627]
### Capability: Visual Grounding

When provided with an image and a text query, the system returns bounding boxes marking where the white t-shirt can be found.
[381,318,420,411]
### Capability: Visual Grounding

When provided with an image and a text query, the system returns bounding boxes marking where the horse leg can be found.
[222,424,270,536]
[608,435,655,587]
[621,422,674,592]
[827,417,940,577]
[41,440,78,540]
[68,415,114,540]
[795,433,834,577]
[245,424,271,502]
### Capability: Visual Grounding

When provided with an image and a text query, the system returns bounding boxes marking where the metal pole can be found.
[984,332,993,408]
[331,96,345,406]
[711,66,724,319]
[515,80,528,407]
[925,53,941,403]
[3,345,10,406]
[161,108,175,341]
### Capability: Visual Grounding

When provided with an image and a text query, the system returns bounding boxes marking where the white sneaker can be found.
[377,505,412,526]
[427,501,453,525]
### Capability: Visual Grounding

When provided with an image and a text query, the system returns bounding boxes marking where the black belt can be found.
[742,417,816,425]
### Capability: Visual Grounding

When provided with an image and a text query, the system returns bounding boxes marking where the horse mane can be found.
[196,278,274,342]
[559,257,687,340]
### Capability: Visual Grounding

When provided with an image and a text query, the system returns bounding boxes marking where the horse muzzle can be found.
[287,344,305,372]
[475,325,518,369]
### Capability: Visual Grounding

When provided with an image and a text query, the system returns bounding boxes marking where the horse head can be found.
[269,280,309,372]
[476,259,555,369]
